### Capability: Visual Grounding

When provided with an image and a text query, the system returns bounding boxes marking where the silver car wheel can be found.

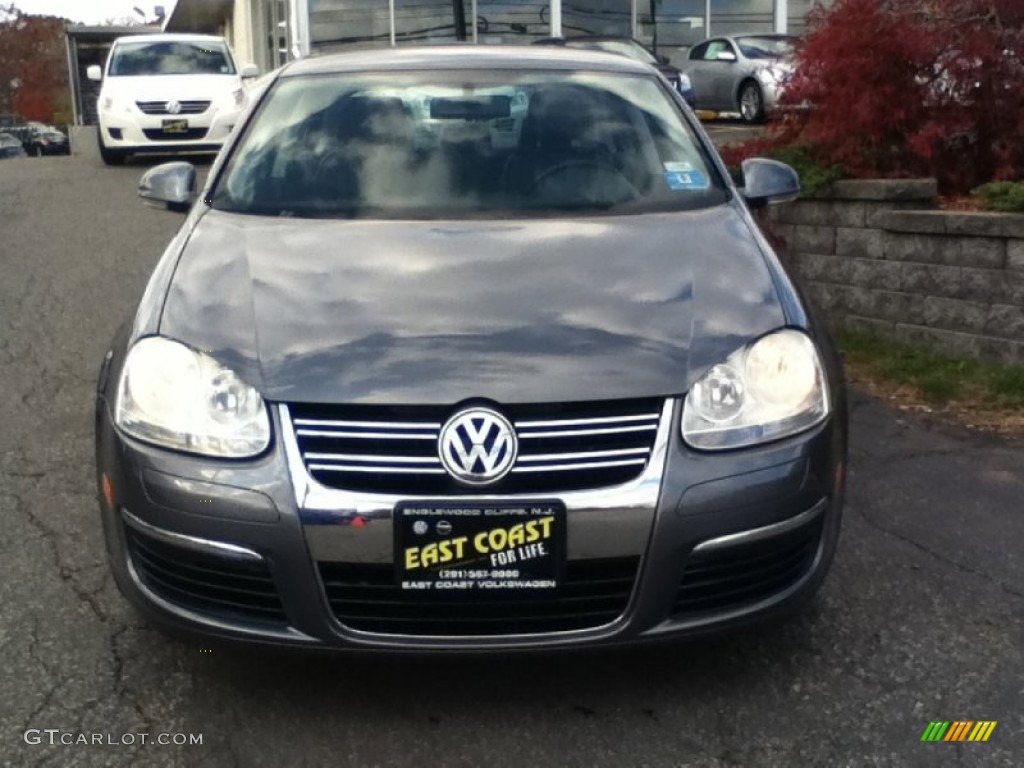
[740,83,764,123]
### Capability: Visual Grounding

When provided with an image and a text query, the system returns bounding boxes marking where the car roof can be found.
[113,33,227,44]
[282,45,653,78]
[536,35,643,44]
[714,33,795,42]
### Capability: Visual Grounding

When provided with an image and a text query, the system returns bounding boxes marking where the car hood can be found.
[102,74,240,102]
[159,206,785,405]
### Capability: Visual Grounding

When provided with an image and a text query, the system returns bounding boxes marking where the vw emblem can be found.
[438,408,517,485]
[165,100,182,114]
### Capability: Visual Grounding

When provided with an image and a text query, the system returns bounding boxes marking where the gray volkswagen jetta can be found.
[95,46,846,650]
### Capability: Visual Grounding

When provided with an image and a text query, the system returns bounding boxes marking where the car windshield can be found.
[736,36,793,60]
[108,40,236,77]
[211,70,726,219]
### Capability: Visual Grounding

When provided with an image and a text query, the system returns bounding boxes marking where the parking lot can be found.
[1,152,1022,767]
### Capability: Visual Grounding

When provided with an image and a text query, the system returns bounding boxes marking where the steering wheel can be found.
[527,160,640,204]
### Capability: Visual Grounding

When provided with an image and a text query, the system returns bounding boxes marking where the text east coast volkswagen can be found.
[94,47,847,650]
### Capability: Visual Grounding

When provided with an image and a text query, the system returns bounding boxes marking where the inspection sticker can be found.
[663,161,709,191]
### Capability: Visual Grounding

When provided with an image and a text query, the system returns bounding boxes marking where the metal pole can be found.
[290,0,310,58]
[453,0,467,40]
[471,0,478,43]
[648,0,657,50]
[389,0,396,46]
[64,33,80,126]
[774,0,787,34]
[550,0,562,37]
[705,0,711,38]
[631,0,637,39]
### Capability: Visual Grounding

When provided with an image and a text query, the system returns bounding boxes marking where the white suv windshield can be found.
[109,41,236,77]
[212,70,726,219]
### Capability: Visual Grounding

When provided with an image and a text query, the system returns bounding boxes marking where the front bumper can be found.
[758,78,787,114]
[98,102,243,153]
[96,396,844,651]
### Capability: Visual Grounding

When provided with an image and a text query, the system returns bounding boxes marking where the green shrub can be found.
[719,142,847,198]
[972,182,1024,213]
[765,146,847,198]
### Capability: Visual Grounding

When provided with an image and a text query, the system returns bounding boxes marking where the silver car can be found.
[682,34,795,123]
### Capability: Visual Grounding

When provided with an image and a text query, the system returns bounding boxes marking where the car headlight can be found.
[231,88,245,107]
[682,329,829,450]
[758,66,788,85]
[115,337,270,458]
[101,96,132,114]
[677,73,692,92]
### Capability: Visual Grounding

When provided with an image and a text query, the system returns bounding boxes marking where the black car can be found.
[95,46,846,651]
[24,124,70,156]
[533,36,697,108]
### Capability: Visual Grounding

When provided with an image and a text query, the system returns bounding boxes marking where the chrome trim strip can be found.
[295,429,437,439]
[293,418,442,429]
[515,413,661,428]
[511,459,648,473]
[517,424,658,438]
[517,448,650,462]
[690,499,827,554]
[309,464,446,474]
[304,453,440,463]
[121,508,263,562]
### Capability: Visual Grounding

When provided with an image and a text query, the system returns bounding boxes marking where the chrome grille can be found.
[287,399,664,495]
[136,100,211,115]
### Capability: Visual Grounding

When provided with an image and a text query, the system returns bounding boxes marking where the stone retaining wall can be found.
[767,180,1024,365]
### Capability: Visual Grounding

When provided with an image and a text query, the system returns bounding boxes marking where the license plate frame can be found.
[394,501,566,594]
[161,118,189,134]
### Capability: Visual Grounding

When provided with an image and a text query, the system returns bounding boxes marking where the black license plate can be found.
[161,119,189,134]
[395,502,565,593]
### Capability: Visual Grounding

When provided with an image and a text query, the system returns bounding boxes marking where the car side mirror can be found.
[138,162,196,213]
[656,54,670,65]
[240,63,259,79]
[87,65,102,81]
[740,158,800,207]
[715,51,737,62]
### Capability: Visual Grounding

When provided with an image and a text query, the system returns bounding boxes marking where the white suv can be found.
[88,34,257,165]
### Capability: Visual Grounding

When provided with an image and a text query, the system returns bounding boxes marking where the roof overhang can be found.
[65,24,160,41]
[163,0,234,34]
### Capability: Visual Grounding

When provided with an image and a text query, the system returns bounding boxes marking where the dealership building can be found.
[164,1,829,74]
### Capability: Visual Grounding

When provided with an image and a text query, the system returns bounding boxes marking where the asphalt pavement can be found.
[1,153,1022,767]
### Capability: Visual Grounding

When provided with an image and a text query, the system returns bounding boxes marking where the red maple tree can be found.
[0,4,71,123]
[724,0,1024,193]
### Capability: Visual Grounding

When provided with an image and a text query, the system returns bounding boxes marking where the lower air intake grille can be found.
[142,127,209,141]
[288,398,663,495]
[319,557,639,636]
[672,521,822,616]
[126,527,287,625]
